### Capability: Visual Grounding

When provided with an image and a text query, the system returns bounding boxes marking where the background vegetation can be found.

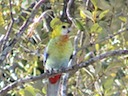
[0,0,128,96]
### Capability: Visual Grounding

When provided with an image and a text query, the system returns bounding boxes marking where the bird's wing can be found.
[43,47,49,65]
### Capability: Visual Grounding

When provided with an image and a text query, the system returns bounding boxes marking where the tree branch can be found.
[1,0,14,50]
[66,0,74,21]
[79,27,128,51]
[0,49,128,95]
[60,0,68,22]
[0,0,47,65]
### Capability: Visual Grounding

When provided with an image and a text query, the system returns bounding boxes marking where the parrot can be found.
[44,18,73,96]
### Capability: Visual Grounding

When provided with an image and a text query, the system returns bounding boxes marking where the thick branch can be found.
[0,49,128,95]
[0,0,46,65]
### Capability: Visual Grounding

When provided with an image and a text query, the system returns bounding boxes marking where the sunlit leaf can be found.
[50,0,55,3]
[95,44,100,51]
[42,87,46,95]
[91,23,102,33]
[25,85,36,96]
[0,12,4,26]
[18,89,25,96]
[99,9,109,20]
[110,73,116,77]
[80,9,86,19]
[119,16,127,22]
[92,10,97,23]
[79,9,94,22]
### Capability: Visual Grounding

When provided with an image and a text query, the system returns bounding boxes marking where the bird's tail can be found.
[47,79,61,96]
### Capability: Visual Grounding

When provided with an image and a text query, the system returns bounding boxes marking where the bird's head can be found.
[50,18,71,38]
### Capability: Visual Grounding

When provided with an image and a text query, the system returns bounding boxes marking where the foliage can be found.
[0,0,128,96]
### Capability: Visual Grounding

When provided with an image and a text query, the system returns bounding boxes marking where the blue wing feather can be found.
[43,48,49,64]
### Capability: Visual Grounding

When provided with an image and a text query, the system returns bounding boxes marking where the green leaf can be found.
[80,9,86,19]
[0,26,6,34]
[42,87,47,95]
[25,85,36,96]
[0,12,4,26]
[73,19,84,31]
[79,7,94,22]
[95,44,100,51]
[82,10,94,21]
[97,0,111,10]
[99,9,109,19]
[119,16,127,22]
[91,0,98,9]
[91,23,102,33]
[103,77,113,91]
[18,89,25,96]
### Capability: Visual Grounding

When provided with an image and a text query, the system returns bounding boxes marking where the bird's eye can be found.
[62,25,66,28]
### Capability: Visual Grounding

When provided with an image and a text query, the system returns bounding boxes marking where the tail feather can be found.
[49,74,61,84]
[47,79,61,96]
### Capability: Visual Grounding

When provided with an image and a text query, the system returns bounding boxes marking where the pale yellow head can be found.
[50,18,71,38]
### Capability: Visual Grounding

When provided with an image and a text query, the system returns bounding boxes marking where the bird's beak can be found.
[68,27,72,33]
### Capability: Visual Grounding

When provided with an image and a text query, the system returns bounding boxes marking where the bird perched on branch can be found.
[44,18,73,96]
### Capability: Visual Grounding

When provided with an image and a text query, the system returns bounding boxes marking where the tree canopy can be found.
[0,0,128,96]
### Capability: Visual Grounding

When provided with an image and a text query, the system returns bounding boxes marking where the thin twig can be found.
[0,49,128,95]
